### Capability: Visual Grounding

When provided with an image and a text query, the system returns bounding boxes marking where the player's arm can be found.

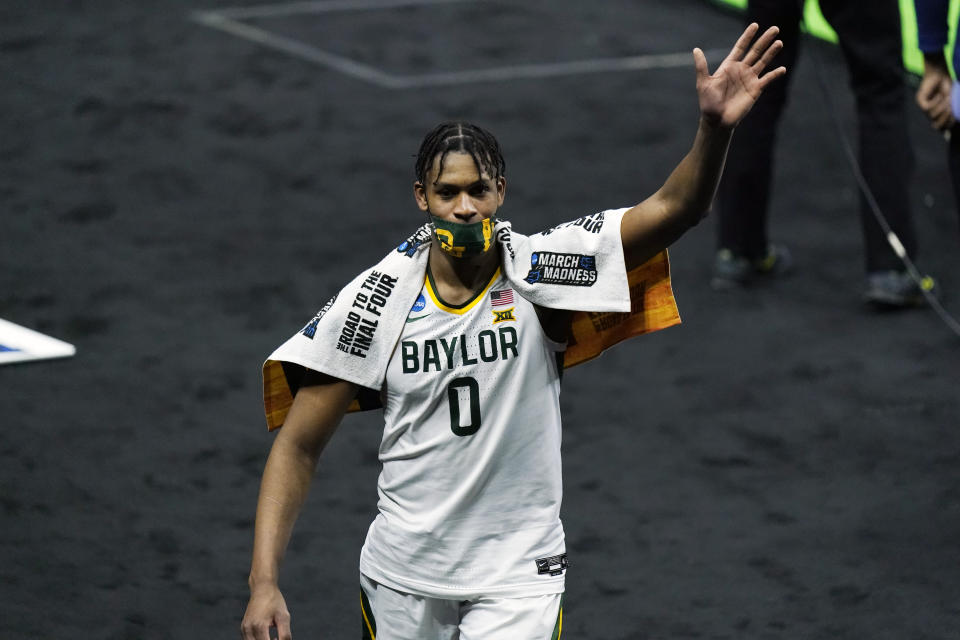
[241,371,358,640]
[620,23,786,270]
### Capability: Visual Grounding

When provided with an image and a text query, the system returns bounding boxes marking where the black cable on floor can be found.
[805,31,960,338]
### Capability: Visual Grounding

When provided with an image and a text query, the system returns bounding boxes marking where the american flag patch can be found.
[491,289,514,307]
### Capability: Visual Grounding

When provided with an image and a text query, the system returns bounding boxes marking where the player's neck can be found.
[427,243,501,306]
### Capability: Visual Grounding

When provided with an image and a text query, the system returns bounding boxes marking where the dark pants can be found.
[715,0,916,272]
[950,125,960,233]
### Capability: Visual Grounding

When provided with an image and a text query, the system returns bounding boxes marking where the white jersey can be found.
[359,268,568,599]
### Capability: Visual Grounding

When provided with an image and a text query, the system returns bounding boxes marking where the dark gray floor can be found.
[2,1,959,638]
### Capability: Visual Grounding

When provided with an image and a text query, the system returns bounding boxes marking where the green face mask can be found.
[430,215,496,257]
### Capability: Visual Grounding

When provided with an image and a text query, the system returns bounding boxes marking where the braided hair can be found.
[414,121,506,185]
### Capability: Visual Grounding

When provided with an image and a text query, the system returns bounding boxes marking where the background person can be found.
[712,0,937,307]
[914,0,960,236]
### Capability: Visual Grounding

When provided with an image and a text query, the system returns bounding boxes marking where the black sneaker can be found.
[711,245,793,290]
[863,270,938,308]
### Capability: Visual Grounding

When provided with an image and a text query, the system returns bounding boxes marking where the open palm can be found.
[694,24,786,129]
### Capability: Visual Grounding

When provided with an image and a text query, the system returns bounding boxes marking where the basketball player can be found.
[241,24,785,640]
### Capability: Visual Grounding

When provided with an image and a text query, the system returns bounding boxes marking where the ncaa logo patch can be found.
[411,293,426,312]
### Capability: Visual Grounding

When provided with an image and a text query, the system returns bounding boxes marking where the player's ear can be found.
[414,181,429,211]
[496,176,506,206]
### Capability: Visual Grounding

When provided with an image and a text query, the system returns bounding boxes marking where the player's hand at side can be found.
[916,54,954,131]
[241,583,292,640]
[693,23,786,129]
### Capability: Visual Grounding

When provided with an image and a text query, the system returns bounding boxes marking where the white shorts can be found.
[359,573,564,640]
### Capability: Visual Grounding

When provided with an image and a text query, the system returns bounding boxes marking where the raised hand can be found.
[693,23,787,129]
